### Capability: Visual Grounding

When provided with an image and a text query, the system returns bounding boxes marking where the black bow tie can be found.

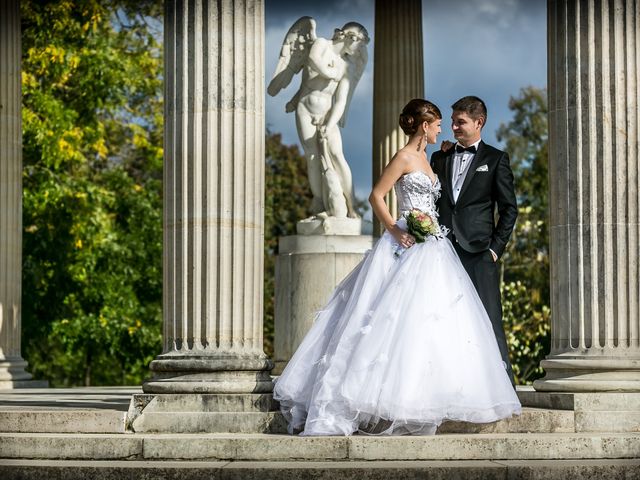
[455,144,477,154]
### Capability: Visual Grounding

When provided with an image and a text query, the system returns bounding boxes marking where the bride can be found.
[273,99,522,436]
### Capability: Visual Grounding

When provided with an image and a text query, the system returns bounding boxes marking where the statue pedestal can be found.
[273,233,373,375]
[296,216,367,236]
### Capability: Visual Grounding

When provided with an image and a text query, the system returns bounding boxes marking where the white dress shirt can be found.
[451,138,482,203]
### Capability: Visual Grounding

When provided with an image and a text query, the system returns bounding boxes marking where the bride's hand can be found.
[389,224,415,248]
[441,140,455,152]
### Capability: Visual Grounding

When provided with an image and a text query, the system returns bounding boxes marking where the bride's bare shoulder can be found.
[389,148,416,171]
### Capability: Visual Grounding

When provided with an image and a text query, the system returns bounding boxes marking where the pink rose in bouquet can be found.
[406,208,439,242]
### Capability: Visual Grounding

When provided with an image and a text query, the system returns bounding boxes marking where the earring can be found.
[417,133,427,151]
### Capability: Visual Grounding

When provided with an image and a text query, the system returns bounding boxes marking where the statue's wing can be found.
[339,44,368,128]
[267,16,317,97]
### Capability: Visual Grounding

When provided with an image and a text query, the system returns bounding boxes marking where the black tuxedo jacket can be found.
[431,141,517,258]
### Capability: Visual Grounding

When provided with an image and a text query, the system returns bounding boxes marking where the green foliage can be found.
[21,0,164,386]
[263,133,314,356]
[19,0,314,381]
[496,86,550,384]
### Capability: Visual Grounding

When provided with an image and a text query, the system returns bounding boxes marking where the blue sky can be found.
[265,0,547,205]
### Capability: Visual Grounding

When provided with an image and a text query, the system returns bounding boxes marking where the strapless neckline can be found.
[402,170,438,186]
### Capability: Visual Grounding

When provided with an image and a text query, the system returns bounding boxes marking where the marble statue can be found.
[268,17,369,233]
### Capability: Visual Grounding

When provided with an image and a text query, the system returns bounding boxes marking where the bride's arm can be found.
[369,153,415,248]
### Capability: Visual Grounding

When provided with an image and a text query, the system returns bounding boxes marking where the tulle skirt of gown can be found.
[273,220,522,436]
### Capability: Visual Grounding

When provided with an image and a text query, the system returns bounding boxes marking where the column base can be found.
[142,352,274,394]
[533,355,640,392]
[0,358,48,389]
[518,386,640,432]
[127,393,285,433]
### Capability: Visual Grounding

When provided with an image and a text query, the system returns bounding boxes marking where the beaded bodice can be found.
[394,171,448,237]
[394,171,441,216]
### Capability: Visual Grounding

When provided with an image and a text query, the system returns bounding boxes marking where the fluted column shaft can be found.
[372,0,424,236]
[0,0,37,388]
[535,0,640,392]
[143,0,272,394]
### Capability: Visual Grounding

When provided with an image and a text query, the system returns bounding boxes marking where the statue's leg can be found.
[295,109,324,214]
[326,126,358,218]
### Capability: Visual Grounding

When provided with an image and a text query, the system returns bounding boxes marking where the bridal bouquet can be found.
[394,209,440,257]
[406,208,439,242]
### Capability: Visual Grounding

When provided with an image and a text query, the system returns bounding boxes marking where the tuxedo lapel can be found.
[456,141,487,203]
[443,150,455,204]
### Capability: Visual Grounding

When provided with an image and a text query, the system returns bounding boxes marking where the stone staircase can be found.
[0,387,639,479]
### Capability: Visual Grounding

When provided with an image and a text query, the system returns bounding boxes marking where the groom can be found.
[431,96,518,387]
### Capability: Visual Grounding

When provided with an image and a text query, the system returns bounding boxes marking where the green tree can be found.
[496,86,550,384]
[263,133,314,356]
[21,0,164,386]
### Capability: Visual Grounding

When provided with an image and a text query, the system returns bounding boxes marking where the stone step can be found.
[436,407,574,434]
[1,432,639,461]
[127,393,285,433]
[1,459,640,480]
[0,406,572,435]
[0,410,126,434]
[517,388,640,432]
[130,411,288,434]
[130,394,278,414]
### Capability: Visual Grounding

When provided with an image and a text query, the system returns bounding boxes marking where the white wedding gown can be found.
[273,171,522,436]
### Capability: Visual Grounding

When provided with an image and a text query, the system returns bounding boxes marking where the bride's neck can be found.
[407,134,425,151]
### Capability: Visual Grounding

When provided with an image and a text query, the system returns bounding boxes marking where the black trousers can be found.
[453,240,516,387]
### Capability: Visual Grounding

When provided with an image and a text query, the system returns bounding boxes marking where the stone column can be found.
[372,0,424,236]
[143,0,272,394]
[0,0,44,389]
[534,0,640,392]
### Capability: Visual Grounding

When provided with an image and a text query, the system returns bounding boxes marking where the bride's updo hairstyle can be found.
[399,99,442,136]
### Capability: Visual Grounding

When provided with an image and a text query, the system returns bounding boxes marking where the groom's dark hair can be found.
[452,96,487,127]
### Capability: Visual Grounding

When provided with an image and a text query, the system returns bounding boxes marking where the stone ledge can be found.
[278,234,373,254]
[345,432,640,461]
[0,433,143,460]
[0,380,49,389]
[1,459,639,480]
[2,432,639,462]
[0,405,574,435]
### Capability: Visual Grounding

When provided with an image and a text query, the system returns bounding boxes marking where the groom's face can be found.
[451,111,483,145]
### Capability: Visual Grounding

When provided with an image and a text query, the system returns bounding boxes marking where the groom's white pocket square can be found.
[476,165,489,172]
